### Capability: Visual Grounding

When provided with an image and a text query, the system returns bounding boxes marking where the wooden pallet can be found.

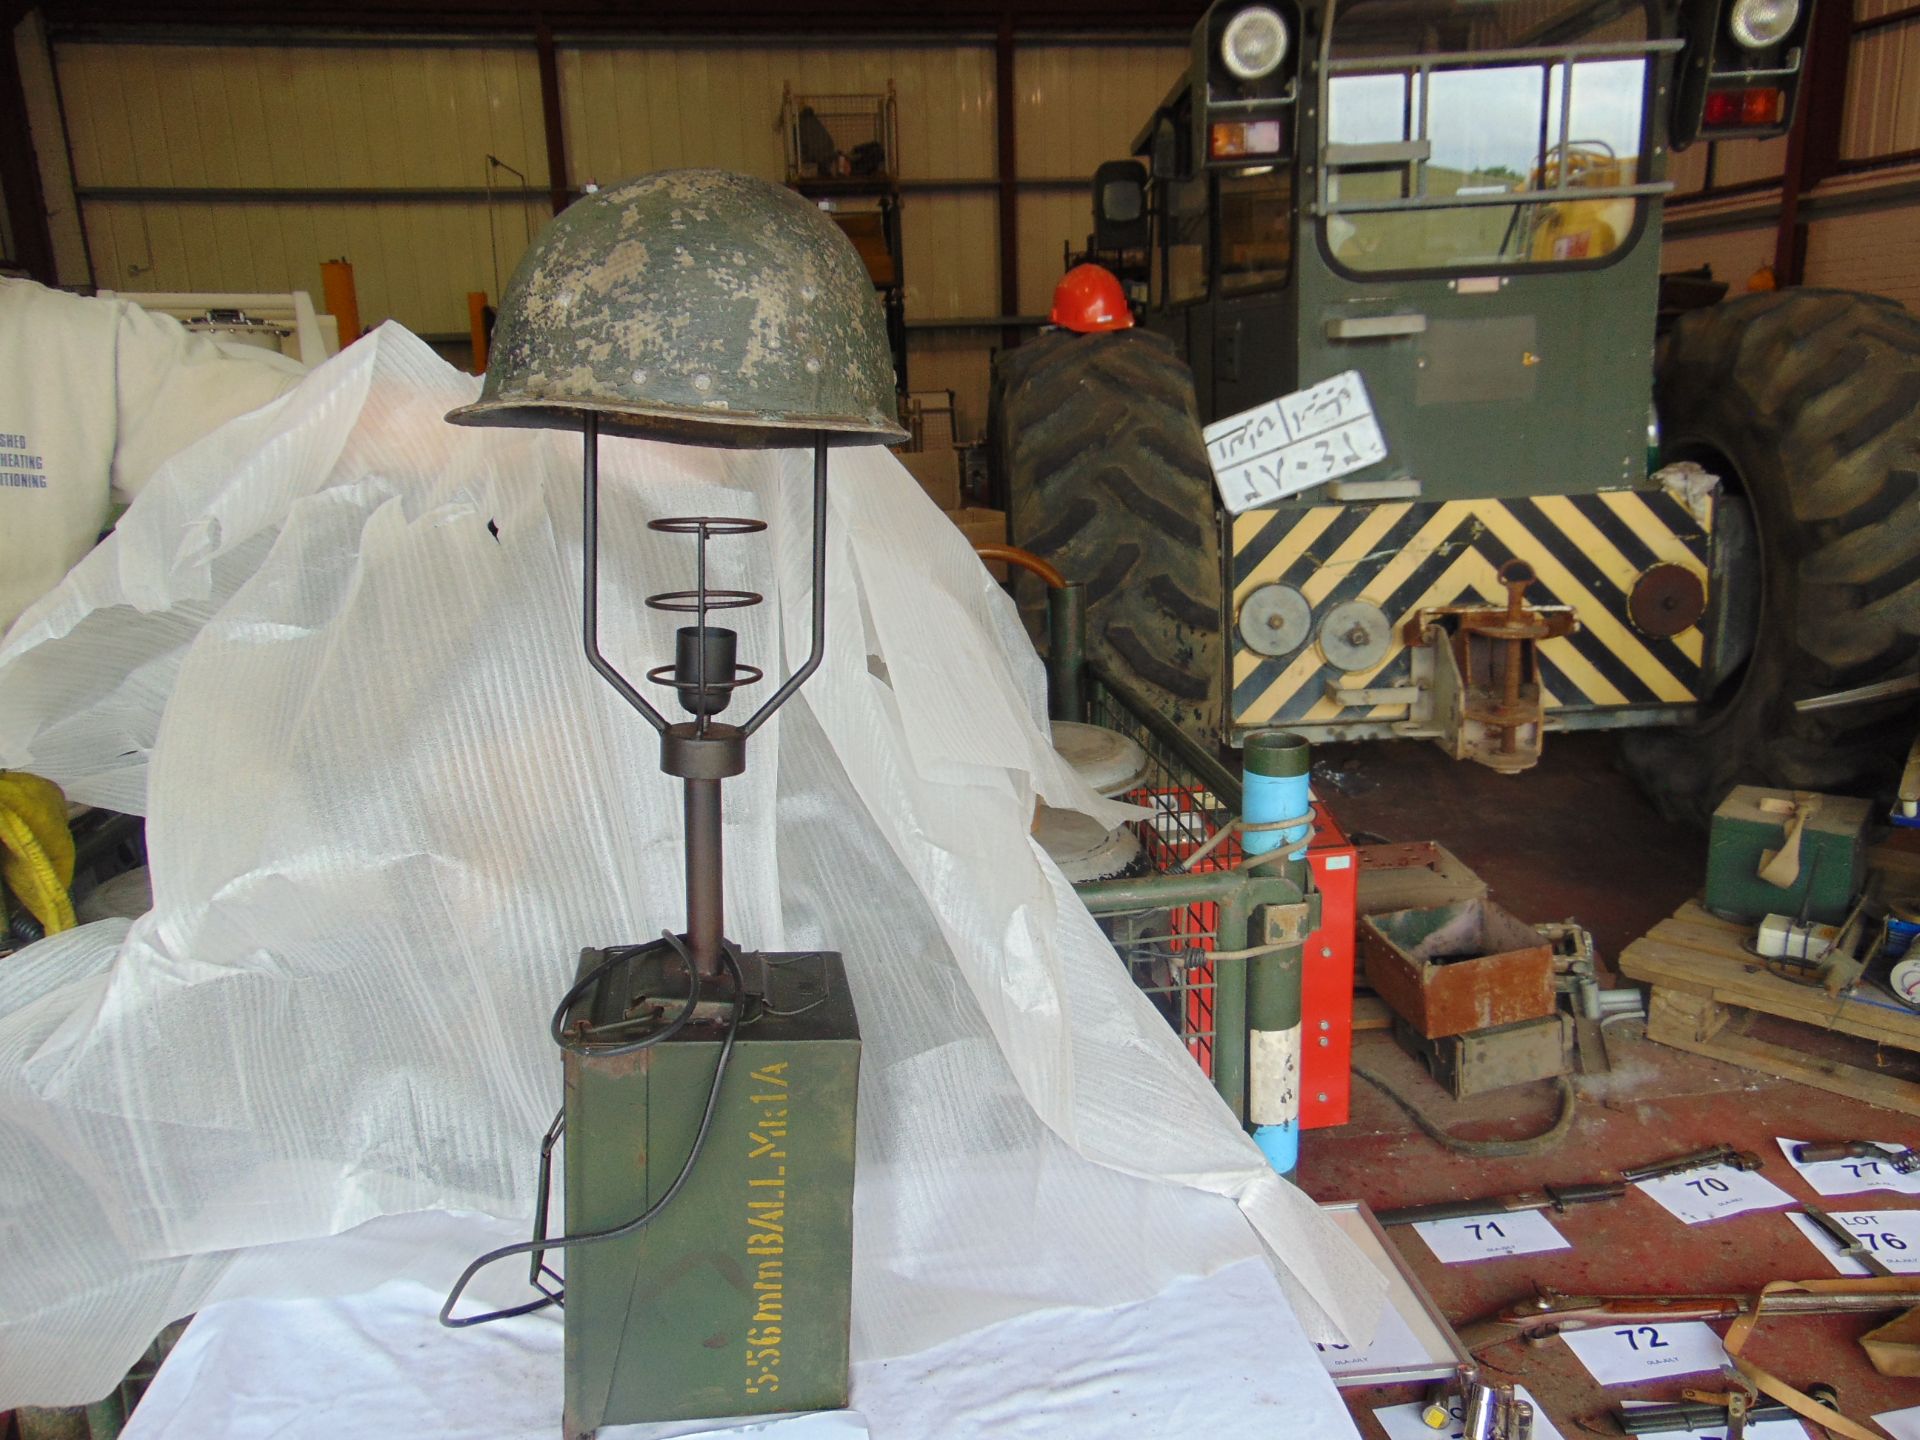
[1619,899,1920,1118]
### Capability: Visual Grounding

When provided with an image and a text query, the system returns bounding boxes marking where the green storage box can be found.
[1705,786,1870,926]
[561,944,860,1438]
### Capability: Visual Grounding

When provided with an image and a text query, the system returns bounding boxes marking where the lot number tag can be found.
[1561,1321,1728,1386]
[1411,1208,1572,1264]
[1202,371,1389,513]
[1788,1209,1920,1275]
[1312,1300,1436,1379]
[1374,1385,1565,1440]
[1778,1137,1920,1197]
[1634,1163,1795,1225]
[1874,1403,1920,1440]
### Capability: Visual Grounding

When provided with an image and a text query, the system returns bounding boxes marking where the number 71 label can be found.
[1411,1208,1571,1264]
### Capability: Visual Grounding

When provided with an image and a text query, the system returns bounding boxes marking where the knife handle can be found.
[1375,1195,1535,1227]
[1795,1142,1868,1164]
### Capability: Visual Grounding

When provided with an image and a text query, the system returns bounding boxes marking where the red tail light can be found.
[1703,86,1785,129]
[1741,87,1785,125]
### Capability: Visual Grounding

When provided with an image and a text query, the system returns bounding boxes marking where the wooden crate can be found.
[1619,899,1920,1118]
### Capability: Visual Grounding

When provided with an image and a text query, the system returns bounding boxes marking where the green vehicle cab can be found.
[993,0,1920,820]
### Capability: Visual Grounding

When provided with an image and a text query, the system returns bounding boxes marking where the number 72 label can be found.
[1561,1321,1729,1386]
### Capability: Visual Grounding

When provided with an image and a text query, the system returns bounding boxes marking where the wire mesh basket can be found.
[1079,666,1253,1095]
[781,83,899,184]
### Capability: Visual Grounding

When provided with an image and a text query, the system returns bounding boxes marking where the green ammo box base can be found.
[561,945,861,1439]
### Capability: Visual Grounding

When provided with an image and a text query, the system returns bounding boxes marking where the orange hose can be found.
[972,544,1066,589]
[319,260,361,345]
[468,292,491,373]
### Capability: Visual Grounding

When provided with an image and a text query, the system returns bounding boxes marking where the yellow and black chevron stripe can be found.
[1230,490,1713,729]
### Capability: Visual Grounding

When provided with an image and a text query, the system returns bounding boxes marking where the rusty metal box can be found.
[1360,897,1555,1039]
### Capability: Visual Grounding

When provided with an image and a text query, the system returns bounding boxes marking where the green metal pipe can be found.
[1074,869,1251,913]
[1046,582,1087,723]
[1076,868,1304,1125]
[1212,885,1254,1126]
[1242,732,1310,1180]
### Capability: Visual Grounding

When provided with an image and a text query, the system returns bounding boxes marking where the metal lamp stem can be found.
[575,421,834,976]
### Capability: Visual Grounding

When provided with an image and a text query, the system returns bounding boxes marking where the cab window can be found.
[1159,173,1211,304]
[1219,169,1293,294]
[1322,0,1654,273]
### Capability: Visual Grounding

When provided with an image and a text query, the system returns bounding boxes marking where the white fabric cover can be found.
[119,1256,1355,1439]
[0,277,303,634]
[0,325,1380,1408]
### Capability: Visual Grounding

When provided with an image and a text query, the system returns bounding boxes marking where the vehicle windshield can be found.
[1322,0,1654,273]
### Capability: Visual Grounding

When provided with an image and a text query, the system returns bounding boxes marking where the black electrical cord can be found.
[439,936,746,1328]
[549,937,705,1056]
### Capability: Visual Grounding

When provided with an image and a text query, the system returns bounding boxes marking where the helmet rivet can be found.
[691,372,714,393]
[805,356,823,375]
[631,368,648,385]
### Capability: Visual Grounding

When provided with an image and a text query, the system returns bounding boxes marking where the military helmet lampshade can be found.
[448,168,906,447]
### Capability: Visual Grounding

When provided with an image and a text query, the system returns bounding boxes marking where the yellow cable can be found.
[0,772,78,936]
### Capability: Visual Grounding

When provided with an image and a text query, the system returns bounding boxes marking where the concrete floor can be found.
[1298,732,1920,1437]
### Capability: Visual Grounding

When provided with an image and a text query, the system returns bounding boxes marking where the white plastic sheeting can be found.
[120,1258,1353,1439]
[0,326,1381,1408]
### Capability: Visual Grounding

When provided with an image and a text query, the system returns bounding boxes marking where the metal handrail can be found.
[1330,180,1673,214]
[1314,0,1683,219]
[1326,37,1684,72]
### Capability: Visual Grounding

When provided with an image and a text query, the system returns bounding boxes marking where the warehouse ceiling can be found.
[33,0,1205,34]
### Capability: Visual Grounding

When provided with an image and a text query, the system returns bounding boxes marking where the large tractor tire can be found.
[989,327,1223,736]
[1620,288,1920,824]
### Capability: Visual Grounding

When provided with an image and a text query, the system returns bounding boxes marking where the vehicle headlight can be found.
[1728,0,1799,49]
[1222,6,1290,81]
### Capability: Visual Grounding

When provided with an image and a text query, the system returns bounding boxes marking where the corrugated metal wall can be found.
[1842,23,1920,160]
[53,40,550,334]
[0,153,14,263]
[1013,44,1184,313]
[28,32,1185,437]
[1664,0,1920,310]
[558,42,1005,320]
[22,10,1920,435]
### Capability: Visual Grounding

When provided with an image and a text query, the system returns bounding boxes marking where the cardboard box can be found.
[895,446,961,510]
[947,505,1007,579]
[1360,897,1555,1039]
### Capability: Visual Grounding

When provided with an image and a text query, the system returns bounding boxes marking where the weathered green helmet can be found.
[448,168,906,447]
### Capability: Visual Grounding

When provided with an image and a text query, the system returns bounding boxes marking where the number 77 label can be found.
[1561,1321,1728,1386]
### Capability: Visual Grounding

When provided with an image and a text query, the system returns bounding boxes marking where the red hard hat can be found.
[1049,264,1134,333]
